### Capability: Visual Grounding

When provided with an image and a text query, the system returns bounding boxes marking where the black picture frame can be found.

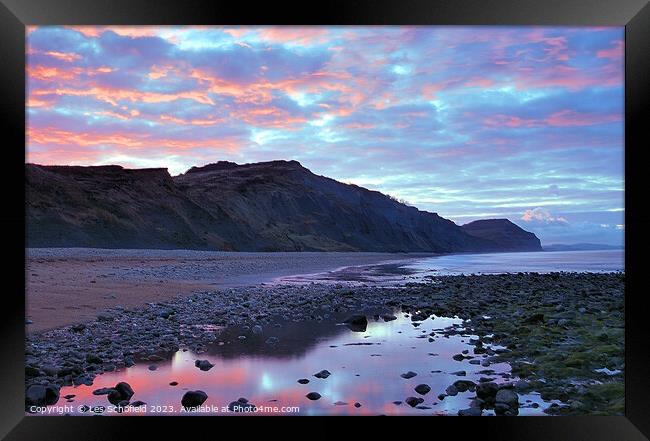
[1,0,648,439]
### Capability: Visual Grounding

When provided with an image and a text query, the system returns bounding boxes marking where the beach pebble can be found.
[182,390,208,408]
[306,392,321,400]
[194,359,214,371]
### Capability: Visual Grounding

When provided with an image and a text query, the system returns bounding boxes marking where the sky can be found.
[26,26,624,246]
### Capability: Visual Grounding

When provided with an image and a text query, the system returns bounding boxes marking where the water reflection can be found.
[51,312,551,415]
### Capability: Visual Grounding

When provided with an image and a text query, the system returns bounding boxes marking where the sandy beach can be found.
[26,249,427,332]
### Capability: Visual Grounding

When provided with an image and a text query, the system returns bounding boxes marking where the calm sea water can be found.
[404,249,624,277]
[278,249,624,286]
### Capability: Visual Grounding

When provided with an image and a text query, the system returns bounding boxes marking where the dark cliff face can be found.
[26,161,540,253]
[26,164,251,250]
[461,219,543,252]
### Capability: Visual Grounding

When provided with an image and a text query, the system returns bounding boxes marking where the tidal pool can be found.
[48,311,552,416]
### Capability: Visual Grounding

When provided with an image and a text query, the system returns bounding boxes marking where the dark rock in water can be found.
[405,397,424,407]
[414,384,431,395]
[148,365,158,371]
[453,380,477,393]
[306,392,322,400]
[265,336,280,344]
[393,401,402,405]
[334,401,348,405]
[25,384,59,407]
[73,375,94,386]
[314,369,331,379]
[252,325,263,334]
[400,371,417,379]
[107,390,123,405]
[344,315,368,332]
[71,324,86,332]
[124,357,135,368]
[169,381,179,386]
[92,387,115,396]
[297,379,310,384]
[382,314,397,322]
[131,400,146,407]
[458,407,482,416]
[106,382,134,405]
[115,382,134,401]
[451,370,467,376]
[182,390,208,408]
[437,394,446,401]
[354,402,362,408]
[495,389,519,408]
[452,354,465,361]
[445,385,458,396]
[63,394,76,400]
[495,402,519,416]
[228,398,257,412]
[194,359,215,371]
[476,382,500,401]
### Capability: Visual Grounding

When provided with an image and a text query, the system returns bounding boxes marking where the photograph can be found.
[24,25,625,417]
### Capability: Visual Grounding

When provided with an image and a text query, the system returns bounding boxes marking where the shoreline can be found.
[26,249,432,332]
[26,271,624,415]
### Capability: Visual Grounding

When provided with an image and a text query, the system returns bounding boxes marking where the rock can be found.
[314,369,331,379]
[495,389,519,408]
[169,381,178,386]
[452,354,465,361]
[523,313,544,324]
[159,309,174,319]
[414,384,431,395]
[514,380,529,392]
[86,354,103,364]
[382,314,397,322]
[451,370,466,376]
[63,394,76,400]
[92,387,115,396]
[297,379,310,384]
[97,312,114,322]
[228,398,257,412]
[25,384,59,407]
[252,325,263,334]
[148,365,158,371]
[445,385,458,396]
[354,402,362,408]
[182,390,208,408]
[400,371,417,379]
[476,382,500,401]
[131,400,146,407]
[458,407,482,416]
[115,382,134,400]
[71,324,86,332]
[344,315,368,332]
[437,394,446,400]
[306,392,321,400]
[25,366,40,377]
[405,397,424,407]
[334,401,348,405]
[194,360,214,371]
[265,337,279,344]
[453,380,476,392]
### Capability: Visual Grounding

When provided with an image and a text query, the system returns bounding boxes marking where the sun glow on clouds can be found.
[26,26,624,245]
